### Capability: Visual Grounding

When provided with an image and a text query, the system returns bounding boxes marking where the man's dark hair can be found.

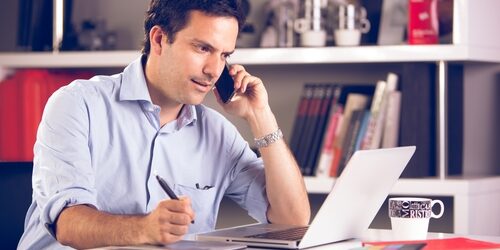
[142,0,246,55]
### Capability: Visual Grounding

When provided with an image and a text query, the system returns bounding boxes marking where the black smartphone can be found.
[215,64,236,103]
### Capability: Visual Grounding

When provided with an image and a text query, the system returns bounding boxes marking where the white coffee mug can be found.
[294,18,327,47]
[334,29,361,46]
[333,4,370,46]
[300,30,327,47]
[388,197,444,240]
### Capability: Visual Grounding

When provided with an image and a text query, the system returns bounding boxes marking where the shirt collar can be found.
[177,104,197,129]
[120,55,198,128]
[119,55,152,102]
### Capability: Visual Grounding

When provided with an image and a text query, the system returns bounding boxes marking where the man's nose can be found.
[203,56,225,80]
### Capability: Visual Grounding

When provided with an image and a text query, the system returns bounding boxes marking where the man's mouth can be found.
[191,79,213,91]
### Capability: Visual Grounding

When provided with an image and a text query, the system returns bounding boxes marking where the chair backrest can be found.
[0,162,33,249]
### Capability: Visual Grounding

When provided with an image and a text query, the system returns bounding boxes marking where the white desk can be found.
[247,229,500,249]
[92,229,500,249]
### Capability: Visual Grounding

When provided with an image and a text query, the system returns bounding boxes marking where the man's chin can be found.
[183,95,206,106]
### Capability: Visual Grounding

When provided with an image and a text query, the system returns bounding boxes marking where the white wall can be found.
[72,0,149,50]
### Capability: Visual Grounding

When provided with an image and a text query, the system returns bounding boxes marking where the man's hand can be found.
[56,197,195,249]
[214,64,269,122]
[143,197,195,244]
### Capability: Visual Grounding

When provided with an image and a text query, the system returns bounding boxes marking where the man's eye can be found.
[198,45,210,52]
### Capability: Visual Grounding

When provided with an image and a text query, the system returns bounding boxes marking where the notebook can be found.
[196,146,416,249]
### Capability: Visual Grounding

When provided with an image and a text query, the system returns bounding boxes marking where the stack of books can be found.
[290,73,402,177]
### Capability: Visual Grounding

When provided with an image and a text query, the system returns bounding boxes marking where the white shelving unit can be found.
[1,44,500,68]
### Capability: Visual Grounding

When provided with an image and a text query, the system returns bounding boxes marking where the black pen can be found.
[155,174,194,224]
[155,174,179,200]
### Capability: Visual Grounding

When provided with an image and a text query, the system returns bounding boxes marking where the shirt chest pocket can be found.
[174,183,219,233]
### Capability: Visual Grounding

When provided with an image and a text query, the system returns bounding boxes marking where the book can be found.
[331,93,370,176]
[290,84,315,160]
[328,140,344,177]
[0,70,92,162]
[315,87,343,178]
[364,237,500,249]
[359,80,387,150]
[334,92,371,150]
[368,73,399,149]
[382,91,402,148]
[30,0,53,51]
[329,85,374,176]
[303,85,338,176]
[18,70,48,161]
[17,0,33,50]
[0,75,22,161]
[408,0,439,44]
[336,109,368,175]
[354,111,371,151]
[298,85,327,175]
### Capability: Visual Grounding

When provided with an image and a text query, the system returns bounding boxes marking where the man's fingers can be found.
[164,212,193,225]
[167,224,189,236]
[158,198,195,224]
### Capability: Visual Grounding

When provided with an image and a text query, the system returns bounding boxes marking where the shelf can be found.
[0,51,140,68]
[233,45,500,65]
[304,176,500,196]
[1,44,500,69]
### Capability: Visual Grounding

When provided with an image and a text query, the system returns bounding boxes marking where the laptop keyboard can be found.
[245,226,309,241]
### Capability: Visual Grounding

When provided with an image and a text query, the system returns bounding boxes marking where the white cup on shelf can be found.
[334,29,362,46]
[300,30,327,47]
[332,4,370,46]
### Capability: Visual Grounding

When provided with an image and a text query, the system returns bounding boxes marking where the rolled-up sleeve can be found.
[32,84,98,238]
[223,128,269,223]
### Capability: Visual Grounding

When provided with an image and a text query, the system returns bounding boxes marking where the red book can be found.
[17,70,49,161]
[0,75,22,161]
[364,237,500,250]
[408,0,439,44]
[329,146,343,177]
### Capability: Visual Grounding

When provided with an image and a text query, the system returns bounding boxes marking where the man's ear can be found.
[150,25,165,55]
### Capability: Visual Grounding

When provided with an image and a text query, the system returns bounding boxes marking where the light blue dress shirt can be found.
[18,56,269,249]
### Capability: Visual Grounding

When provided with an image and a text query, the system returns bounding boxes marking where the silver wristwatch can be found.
[254,128,283,148]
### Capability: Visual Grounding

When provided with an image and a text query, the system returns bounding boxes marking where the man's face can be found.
[154,11,238,106]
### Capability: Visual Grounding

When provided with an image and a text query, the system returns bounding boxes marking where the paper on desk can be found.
[91,240,246,250]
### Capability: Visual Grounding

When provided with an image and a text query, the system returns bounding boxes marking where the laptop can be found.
[196,146,416,249]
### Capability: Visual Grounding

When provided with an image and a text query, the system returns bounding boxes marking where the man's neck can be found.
[142,54,184,127]
[158,104,184,127]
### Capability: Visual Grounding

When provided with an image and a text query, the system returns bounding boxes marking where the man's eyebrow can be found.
[192,38,234,55]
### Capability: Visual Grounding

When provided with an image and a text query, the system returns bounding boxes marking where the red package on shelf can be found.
[408,0,439,44]
[17,70,50,161]
[0,70,93,162]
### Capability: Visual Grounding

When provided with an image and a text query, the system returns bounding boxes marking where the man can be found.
[18,1,310,249]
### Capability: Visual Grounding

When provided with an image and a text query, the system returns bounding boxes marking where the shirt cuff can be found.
[40,188,98,239]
